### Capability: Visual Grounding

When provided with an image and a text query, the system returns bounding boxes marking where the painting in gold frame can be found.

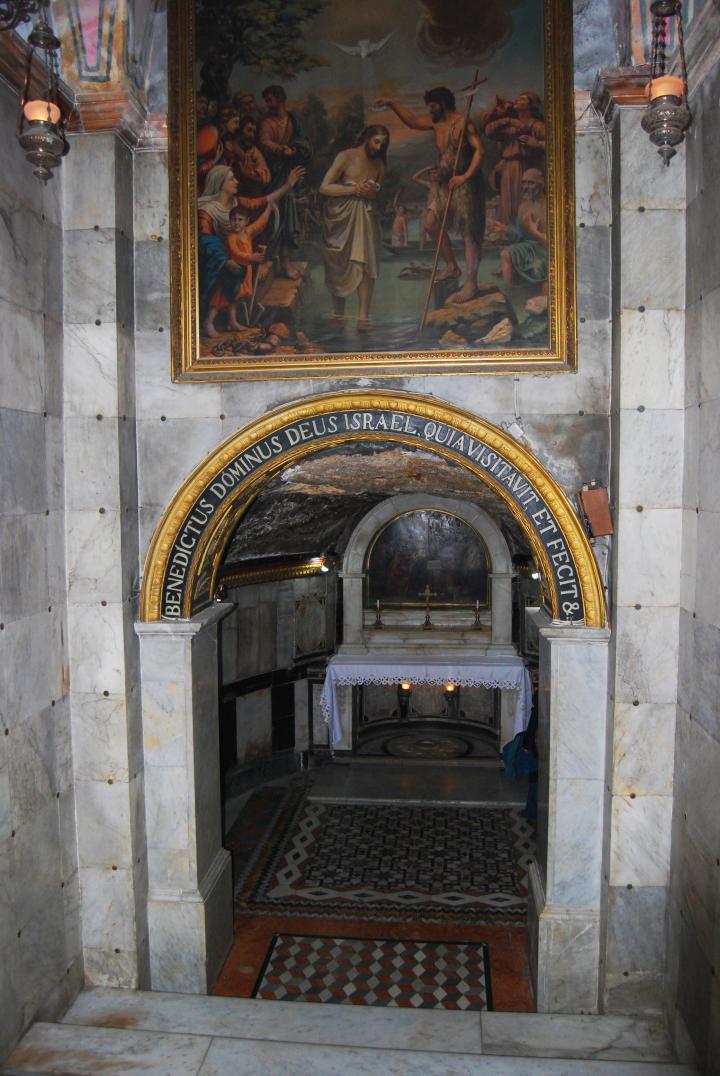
[168,0,576,381]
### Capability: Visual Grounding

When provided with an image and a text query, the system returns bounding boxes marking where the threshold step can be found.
[1,1020,699,1076]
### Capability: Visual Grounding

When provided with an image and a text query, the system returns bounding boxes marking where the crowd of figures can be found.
[195,82,548,341]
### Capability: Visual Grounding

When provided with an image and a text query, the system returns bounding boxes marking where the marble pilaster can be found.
[528,609,611,1014]
[135,605,234,993]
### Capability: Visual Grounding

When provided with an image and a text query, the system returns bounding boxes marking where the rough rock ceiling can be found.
[222,442,531,567]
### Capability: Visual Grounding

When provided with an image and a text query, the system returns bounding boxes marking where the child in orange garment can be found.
[224,203,271,330]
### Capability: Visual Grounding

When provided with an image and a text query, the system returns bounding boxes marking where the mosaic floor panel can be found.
[233,787,534,924]
[252,933,492,1011]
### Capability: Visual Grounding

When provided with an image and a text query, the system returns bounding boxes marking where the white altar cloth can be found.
[320,653,532,746]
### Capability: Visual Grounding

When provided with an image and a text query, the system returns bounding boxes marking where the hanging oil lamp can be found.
[641,0,690,165]
[17,2,69,183]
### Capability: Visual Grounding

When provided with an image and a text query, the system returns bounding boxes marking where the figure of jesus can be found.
[318,125,390,332]
[377,87,485,304]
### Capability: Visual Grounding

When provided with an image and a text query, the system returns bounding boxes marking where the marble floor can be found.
[214,759,535,1010]
[1,987,696,1074]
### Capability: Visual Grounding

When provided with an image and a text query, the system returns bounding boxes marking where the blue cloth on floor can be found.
[502,731,539,780]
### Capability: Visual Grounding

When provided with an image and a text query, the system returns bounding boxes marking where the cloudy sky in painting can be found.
[228,0,544,150]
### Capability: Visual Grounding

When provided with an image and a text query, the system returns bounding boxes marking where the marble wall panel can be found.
[63,323,120,418]
[612,703,676,796]
[0,300,45,414]
[74,778,133,867]
[698,285,720,403]
[144,764,191,860]
[606,885,667,975]
[134,330,222,420]
[66,602,127,695]
[614,606,679,704]
[0,609,64,725]
[682,403,699,513]
[575,131,611,227]
[63,228,118,325]
[576,225,612,320]
[690,618,720,742]
[619,209,685,311]
[133,151,170,243]
[547,777,605,907]
[11,798,64,929]
[0,512,51,621]
[610,795,673,887]
[613,508,683,607]
[81,864,138,951]
[0,408,52,515]
[134,240,170,332]
[694,510,720,630]
[64,416,122,511]
[6,704,58,827]
[618,309,685,411]
[697,399,720,513]
[618,409,684,508]
[83,945,141,989]
[41,222,64,324]
[137,416,223,511]
[514,333,611,416]
[65,508,124,603]
[0,195,47,316]
[42,316,64,419]
[63,134,119,232]
[617,119,685,212]
[674,713,720,860]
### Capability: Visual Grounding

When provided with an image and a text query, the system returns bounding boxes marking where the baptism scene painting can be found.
[169,0,575,379]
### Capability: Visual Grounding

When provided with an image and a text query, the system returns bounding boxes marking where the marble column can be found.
[135,605,234,993]
[63,133,148,988]
[527,608,611,1014]
[340,570,366,645]
[490,572,514,645]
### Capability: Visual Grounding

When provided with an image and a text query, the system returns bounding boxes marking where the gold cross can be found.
[418,584,438,628]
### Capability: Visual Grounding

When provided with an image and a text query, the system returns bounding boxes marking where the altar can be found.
[320,653,532,747]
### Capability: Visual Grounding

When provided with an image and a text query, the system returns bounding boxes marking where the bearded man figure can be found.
[319,125,390,333]
[377,86,485,304]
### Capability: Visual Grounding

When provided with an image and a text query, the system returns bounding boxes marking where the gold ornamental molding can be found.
[139,391,606,628]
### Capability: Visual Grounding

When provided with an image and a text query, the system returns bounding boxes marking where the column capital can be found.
[135,602,234,637]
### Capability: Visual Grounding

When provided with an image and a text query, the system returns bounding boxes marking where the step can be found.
[1,1019,699,1076]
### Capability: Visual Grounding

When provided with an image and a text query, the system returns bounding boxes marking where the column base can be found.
[529,860,602,1014]
[147,849,233,993]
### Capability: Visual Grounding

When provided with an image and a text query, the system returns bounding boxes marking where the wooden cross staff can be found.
[419,70,487,332]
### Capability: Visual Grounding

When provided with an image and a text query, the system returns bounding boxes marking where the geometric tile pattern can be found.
[252,933,492,1011]
[235,789,534,924]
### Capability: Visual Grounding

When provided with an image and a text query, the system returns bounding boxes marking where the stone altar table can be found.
[320,653,532,747]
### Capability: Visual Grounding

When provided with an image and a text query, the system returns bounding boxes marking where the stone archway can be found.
[139,390,605,629]
[135,391,610,1012]
[340,492,514,647]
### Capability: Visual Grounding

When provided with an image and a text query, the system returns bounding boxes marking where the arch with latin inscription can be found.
[139,391,606,627]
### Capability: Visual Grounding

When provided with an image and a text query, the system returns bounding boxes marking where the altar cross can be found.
[418,583,438,629]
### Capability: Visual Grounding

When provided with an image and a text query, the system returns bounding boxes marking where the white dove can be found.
[331,32,394,60]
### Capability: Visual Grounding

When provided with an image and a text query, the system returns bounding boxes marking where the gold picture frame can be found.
[168,0,576,382]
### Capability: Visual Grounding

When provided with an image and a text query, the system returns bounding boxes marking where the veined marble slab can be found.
[2,1022,212,1075]
[480,1012,675,1061]
[63,987,483,1054]
[198,1038,695,1075]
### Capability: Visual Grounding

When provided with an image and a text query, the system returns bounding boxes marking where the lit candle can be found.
[400,681,412,692]
[444,682,456,693]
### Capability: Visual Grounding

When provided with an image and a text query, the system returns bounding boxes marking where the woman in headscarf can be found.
[198,163,304,337]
